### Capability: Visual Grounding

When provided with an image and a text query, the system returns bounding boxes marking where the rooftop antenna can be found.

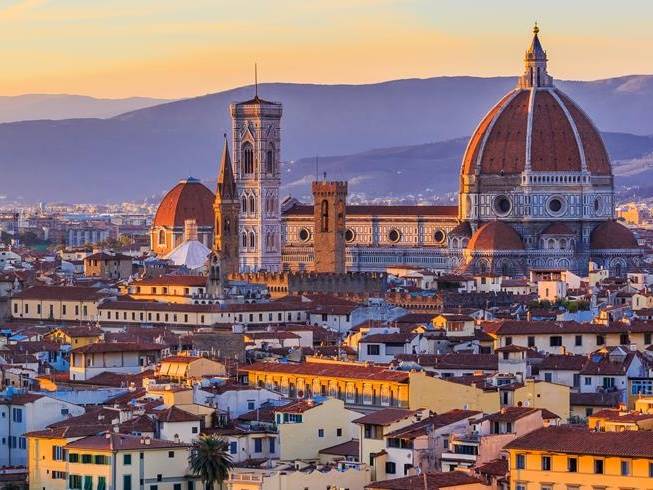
[315,155,319,182]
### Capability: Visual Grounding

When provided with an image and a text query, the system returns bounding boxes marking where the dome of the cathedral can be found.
[590,220,639,250]
[468,221,524,251]
[153,178,215,228]
[461,88,610,177]
[461,26,611,178]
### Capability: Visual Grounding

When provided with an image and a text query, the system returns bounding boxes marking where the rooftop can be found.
[505,426,653,458]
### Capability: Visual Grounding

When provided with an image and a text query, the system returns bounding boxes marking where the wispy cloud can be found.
[0,0,46,20]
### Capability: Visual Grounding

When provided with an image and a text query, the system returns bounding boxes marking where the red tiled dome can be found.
[468,222,524,251]
[449,222,472,237]
[153,178,215,228]
[461,88,611,177]
[541,222,574,235]
[590,220,639,250]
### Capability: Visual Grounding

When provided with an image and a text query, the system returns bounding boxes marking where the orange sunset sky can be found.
[0,0,652,99]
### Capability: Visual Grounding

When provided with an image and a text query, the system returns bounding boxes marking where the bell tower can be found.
[230,88,283,272]
[312,179,347,273]
[207,136,240,297]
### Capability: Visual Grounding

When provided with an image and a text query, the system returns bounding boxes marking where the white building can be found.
[0,392,84,466]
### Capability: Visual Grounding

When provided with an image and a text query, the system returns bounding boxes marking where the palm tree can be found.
[188,434,234,490]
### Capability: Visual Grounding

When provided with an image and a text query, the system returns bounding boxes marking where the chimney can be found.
[144,436,151,445]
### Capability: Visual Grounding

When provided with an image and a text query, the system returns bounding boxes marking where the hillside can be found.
[0,94,169,123]
[3,75,653,202]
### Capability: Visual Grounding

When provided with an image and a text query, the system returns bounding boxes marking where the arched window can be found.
[249,195,256,215]
[158,229,166,246]
[249,230,256,249]
[224,218,230,233]
[547,238,555,250]
[242,232,248,248]
[320,200,329,232]
[266,144,275,174]
[242,142,254,174]
[501,261,513,276]
[615,262,623,277]
[559,238,567,249]
[479,260,488,274]
[241,195,247,213]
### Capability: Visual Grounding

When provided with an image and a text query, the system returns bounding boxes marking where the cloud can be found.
[0,0,46,20]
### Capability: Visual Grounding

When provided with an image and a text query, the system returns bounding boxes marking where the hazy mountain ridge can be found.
[3,75,653,202]
[283,132,653,201]
[0,94,170,123]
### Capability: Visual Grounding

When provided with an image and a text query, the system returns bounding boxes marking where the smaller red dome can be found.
[449,222,472,237]
[541,222,574,235]
[153,178,215,228]
[468,222,524,251]
[590,220,639,250]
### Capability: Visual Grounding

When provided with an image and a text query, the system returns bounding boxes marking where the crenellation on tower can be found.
[312,180,348,273]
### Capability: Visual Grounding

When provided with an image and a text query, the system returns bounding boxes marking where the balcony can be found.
[440,451,477,463]
[228,473,264,483]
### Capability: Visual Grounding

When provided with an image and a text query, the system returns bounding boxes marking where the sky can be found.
[0,0,652,99]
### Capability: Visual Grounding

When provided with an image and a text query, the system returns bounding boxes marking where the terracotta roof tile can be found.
[366,471,482,489]
[590,220,639,250]
[468,222,524,251]
[318,438,359,457]
[13,286,108,301]
[240,361,410,383]
[65,433,188,451]
[283,204,457,218]
[505,426,653,458]
[153,179,214,228]
[353,408,415,426]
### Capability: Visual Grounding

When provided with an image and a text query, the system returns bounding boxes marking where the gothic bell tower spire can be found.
[207,135,240,298]
[518,23,554,89]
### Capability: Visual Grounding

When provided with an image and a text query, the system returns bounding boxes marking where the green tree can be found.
[188,435,233,490]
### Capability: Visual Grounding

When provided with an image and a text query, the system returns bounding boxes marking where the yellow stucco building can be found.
[505,426,653,489]
[240,358,410,410]
[408,373,570,421]
[28,432,196,490]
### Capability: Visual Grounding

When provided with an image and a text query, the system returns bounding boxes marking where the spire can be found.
[518,23,553,89]
[217,134,237,200]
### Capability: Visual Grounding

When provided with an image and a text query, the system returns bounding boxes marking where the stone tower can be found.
[312,180,348,273]
[207,137,240,297]
[230,94,283,272]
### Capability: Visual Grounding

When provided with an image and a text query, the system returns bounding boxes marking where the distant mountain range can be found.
[0,94,169,123]
[285,132,653,203]
[3,75,653,202]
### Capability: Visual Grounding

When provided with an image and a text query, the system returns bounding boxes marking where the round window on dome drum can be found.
[388,229,401,243]
[298,228,310,242]
[548,198,563,213]
[433,229,446,244]
[345,228,355,243]
[493,195,512,216]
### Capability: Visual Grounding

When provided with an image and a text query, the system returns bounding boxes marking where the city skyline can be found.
[0,0,652,98]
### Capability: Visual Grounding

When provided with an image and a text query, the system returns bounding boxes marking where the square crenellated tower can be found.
[312,180,348,273]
